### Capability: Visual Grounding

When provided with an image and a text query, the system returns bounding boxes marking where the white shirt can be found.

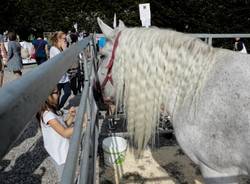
[41,110,69,165]
[50,46,70,83]
[240,43,247,54]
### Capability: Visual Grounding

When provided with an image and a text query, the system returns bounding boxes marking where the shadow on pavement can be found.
[0,137,48,184]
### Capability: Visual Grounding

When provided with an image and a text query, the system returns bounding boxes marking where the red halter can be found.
[101,31,121,89]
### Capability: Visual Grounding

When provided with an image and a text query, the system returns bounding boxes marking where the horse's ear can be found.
[97,17,114,39]
[118,20,126,29]
[113,13,117,28]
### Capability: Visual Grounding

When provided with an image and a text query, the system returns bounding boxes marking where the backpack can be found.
[34,41,46,58]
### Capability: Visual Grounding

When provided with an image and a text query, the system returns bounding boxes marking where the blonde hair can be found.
[107,28,216,150]
[51,31,66,50]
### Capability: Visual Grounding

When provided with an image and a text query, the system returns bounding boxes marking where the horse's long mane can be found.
[111,28,216,150]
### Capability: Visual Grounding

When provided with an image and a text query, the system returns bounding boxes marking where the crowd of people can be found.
[0,29,89,181]
[0,29,87,91]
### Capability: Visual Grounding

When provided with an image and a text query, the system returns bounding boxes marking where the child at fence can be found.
[36,88,76,180]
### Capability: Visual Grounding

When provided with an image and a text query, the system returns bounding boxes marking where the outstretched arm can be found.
[48,119,73,138]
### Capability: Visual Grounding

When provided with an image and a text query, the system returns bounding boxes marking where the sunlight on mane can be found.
[108,28,216,150]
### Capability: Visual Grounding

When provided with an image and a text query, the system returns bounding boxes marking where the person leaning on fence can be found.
[50,31,71,110]
[36,88,75,180]
[234,37,247,54]
[6,32,23,78]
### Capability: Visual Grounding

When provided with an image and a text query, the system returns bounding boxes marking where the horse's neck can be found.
[116,29,215,119]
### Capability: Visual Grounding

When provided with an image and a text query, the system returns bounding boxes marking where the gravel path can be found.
[0,65,59,184]
[0,120,58,184]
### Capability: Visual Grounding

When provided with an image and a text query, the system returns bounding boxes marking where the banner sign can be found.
[139,3,151,28]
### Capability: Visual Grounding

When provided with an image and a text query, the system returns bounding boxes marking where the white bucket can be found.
[102,136,127,166]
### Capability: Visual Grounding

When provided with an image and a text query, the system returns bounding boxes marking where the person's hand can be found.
[65,107,76,127]
[68,107,76,118]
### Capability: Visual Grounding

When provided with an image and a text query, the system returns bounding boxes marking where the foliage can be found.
[1,0,250,40]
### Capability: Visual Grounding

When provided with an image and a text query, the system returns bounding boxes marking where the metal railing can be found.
[0,34,100,184]
[61,36,100,184]
[189,33,250,45]
[0,36,91,159]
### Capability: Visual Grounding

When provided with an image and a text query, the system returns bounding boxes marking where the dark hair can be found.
[71,28,76,33]
[8,32,16,41]
[35,32,44,39]
[36,90,61,126]
[70,32,78,43]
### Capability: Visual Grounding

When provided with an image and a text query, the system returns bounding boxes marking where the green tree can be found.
[1,0,250,38]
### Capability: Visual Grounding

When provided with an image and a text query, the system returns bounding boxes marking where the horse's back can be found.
[175,49,250,177]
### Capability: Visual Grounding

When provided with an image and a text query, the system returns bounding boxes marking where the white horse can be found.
[97,18,250,184]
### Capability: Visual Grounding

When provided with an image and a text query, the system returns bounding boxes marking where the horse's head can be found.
[97,18,126,104]
[97,18,162,151]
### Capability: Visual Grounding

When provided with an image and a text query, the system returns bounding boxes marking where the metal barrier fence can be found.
[189,33,250,45]
[0,34,99,184]
[1,32,250,183]
[0,37,92,159]
[0,33,100,183]
[61,36,99,184]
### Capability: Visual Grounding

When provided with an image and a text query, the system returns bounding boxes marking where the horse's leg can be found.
[200,164,239,184]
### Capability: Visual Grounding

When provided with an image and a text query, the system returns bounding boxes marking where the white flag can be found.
[113,13,117,28]
[73,23,78,31]
[139,3,151,27]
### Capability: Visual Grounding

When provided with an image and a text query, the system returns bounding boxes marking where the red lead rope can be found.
[101,31,122,89]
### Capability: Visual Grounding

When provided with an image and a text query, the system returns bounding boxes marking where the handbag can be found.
[30,47,36,59]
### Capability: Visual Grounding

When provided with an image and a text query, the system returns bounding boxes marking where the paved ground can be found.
[2,64,37,85]
[0,64,63,184]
